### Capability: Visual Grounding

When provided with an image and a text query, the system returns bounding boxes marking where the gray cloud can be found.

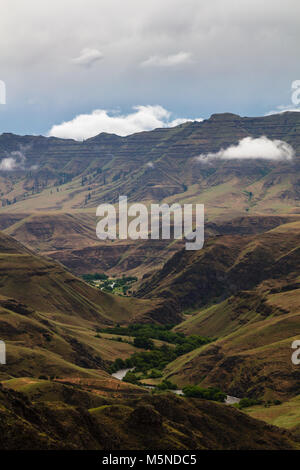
[71,48,103,67]
[0,0,299,134]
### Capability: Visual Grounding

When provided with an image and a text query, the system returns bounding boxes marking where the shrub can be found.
[123,371,140,385]
[238,398,261,409]
[133,336,154,350]
[156,380,177,391]
[182,386,226,402]
[148,369,163,379]
[38,375,48,381]
[109,357,126,373]
[108,326,211,378]
[82,273,108,281]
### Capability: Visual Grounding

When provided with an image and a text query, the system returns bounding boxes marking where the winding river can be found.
[111,368,240,404]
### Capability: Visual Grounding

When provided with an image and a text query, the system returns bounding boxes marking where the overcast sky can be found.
[0,0,299,138]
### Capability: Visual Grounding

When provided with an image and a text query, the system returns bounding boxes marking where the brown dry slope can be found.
[136,220,300,400]
[0,213,293,280]
[0,384,298,450]
[0,231,299,450]
[0,230,155,381]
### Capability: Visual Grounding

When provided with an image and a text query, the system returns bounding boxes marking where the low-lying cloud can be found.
[48,105,203,140]
[141,51,192,68]
[0,150,26,171]
[71,48,103,67]
[196,136,294,162]
[0,147,37,172]
[0,157,19,171]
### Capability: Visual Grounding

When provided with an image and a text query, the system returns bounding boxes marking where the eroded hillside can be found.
[136,220,300,399]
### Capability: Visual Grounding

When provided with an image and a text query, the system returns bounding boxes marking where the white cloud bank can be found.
[265,105,300,116]
[71,48,103,67]
[196,137,294,162]
[48,105,203,140]
[141,52,192,67]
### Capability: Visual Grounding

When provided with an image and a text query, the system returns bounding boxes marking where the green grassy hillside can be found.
[243,395,300,431]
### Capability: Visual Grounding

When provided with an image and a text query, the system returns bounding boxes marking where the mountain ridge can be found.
[0,111,299,214]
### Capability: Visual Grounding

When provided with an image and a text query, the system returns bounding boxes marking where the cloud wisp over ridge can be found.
[265,105,300,116]
[48,105,203,140]
[196,136,294,162]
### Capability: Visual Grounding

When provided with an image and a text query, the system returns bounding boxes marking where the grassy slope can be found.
[137,220,300,322]
[0,230,153,324]
[0,230,155,381]
[0,212,289,281]
[243,395,300,431]
[134,221,300,400]
[0,211,185,278]
[0,383,298,450]
[165,311,300,399]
